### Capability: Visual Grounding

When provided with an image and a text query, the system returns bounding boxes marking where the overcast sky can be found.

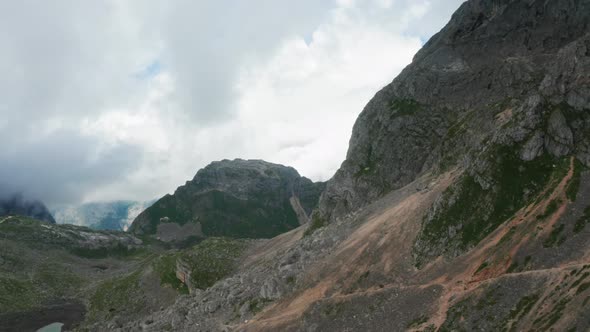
[0,0,464,206]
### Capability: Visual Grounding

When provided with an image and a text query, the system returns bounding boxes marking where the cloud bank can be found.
[0,0,464,206]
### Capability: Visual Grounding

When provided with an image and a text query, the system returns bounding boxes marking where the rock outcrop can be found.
[129,159,325,241]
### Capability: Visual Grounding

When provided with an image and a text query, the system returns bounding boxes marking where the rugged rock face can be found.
[319,0,590,222]
[0,193,56,223]
[129,159,325,241]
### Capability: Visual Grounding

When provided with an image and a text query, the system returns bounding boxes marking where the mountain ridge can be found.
[129,158,325,241]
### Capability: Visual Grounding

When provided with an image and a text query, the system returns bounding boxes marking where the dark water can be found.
[0,300,85,332]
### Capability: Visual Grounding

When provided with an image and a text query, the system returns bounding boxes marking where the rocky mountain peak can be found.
[319,0,590,222]
[129,159,325,241]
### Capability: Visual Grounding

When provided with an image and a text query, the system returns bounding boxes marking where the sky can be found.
[0,0,465,206]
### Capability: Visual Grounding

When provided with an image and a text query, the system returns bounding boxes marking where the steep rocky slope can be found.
[0,193,55,224]
[129,159,325,242]
[103,0,590,331]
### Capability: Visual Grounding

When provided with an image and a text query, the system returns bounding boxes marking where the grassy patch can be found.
[574,206,590,234]
[135,188,302,239]
[543,223,566,248]
[303,212,327,237]
[321,301,345,317]
[417,145,568,261]
[389,98,421,117]
[536,199,561,220]
[153,253,189,294]
[570,272,590,289]
[536,297,570,330]
[248,297,272,314]
[354,145,380,179]
[505,293,539,325]
[566,159,584,201]
[0,277,40,312]
[576,282,590,295]
[407,315,428,328]
[88,271,143,320]
[475,262,489,274]
[181,237,247,290]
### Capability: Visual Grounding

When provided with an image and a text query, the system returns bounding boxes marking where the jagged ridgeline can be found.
[129,159,325,241]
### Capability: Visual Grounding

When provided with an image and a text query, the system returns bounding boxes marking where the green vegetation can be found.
[475,262,489,274]
[153,253,189,294]
[355,145,377,178]
[419,145,568,257]
[566,159,584,201]
[321,301,345,317]
[573,206,590,234]
[70,243,143,259]
[535,297,570,330]
[543,224,566,248]
[407,315,429,328]
[506,294,540,324]
[536,199,561,220]
[140,190,301,239]
[34,263,84,297]
[389,98,421,117]
[0,277,40,312]
[303,212,327,237]
[248,297,272,314]
[570,272,589,290]
[498,227,517,245]
[507,256,532,274]
[88,271,143,320]
[576,282,590,295]
[181,237,247,290]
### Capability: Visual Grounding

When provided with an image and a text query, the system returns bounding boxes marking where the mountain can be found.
[3,0,590,331]
[129,159,325,242]
[51,200,155,231]
[104,0,590,331]
[0,193,55,224]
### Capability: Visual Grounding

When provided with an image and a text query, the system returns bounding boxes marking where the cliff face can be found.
[319,0,590,222]
[0,193,56,224]
[129,159,325,240]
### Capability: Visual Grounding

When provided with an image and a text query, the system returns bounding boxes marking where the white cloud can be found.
[0,0,465,206]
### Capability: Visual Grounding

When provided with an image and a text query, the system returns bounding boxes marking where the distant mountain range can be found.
[51,200,155,231]
[0,193,55,223]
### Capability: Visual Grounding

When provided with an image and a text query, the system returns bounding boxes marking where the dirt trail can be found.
[425,157,582,328]
[240,160,589,331]
[241,172,457,331]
